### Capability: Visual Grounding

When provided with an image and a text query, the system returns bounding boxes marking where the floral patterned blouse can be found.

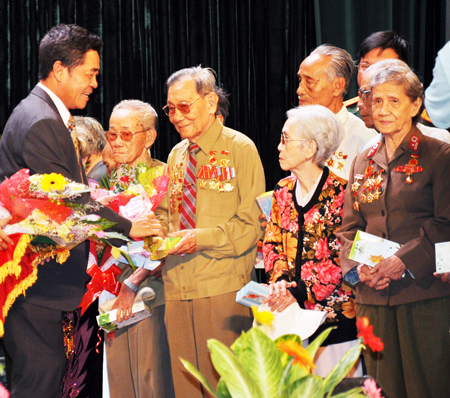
[263,167,356,344]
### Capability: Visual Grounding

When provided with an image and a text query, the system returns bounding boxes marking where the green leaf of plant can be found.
[286,374,324,398]
[230,330,246,359]
[216,379,232,398]
[305,327,334,359]
[274,334,309,385]
[180,358,220,398]
[238,327,283,398]
[208,338,264,398]
[323,342,364,394]
[331,386,365,398]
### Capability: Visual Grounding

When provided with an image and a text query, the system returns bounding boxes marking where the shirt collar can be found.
[190,118,223,155]
[37,82,71,127]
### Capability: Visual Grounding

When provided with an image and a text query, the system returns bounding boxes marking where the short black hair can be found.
[39,24,102,80]
[357,31,411,64]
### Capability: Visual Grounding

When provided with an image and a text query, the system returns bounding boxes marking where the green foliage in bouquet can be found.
[181,312,382,398]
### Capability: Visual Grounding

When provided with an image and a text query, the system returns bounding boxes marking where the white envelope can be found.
[255,302,326,341]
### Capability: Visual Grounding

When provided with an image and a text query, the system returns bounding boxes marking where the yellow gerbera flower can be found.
[277,340,316,372]
[40,173,67,192]
[251,306,274,326]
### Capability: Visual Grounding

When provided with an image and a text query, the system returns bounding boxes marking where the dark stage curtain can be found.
[0,0,446,190]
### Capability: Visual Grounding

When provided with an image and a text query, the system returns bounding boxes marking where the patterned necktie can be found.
[68,115,83,181]
[180,143,200,230]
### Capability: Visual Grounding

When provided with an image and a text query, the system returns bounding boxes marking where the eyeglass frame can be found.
[162,92,213,117]
[357,61,371,73]
[358,87,371,101]
[280,132,310,146]
[105,129,147,142]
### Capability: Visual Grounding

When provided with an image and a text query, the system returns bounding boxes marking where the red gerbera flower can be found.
[356,317,384,352]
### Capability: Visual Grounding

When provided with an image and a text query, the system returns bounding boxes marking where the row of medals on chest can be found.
[169,151,235,214]
[351,153,422,212]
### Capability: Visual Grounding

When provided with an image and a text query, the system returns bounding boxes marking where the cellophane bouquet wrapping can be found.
[0,169,120,248]
[0,169,123,337]
[91,163,173,261]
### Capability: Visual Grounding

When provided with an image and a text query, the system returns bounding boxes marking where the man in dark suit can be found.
[0,24,161,398]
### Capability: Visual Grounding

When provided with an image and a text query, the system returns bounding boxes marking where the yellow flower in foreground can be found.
[277,341,316,373]
[40,173,67,192]
[251,306,274,326]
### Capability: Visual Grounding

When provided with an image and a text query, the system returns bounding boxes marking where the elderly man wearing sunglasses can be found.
[159,66,265,398]
[104,99,175,398]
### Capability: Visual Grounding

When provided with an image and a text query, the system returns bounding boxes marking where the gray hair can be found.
[286,105,344,168]
[310,44,355,96]
[364,58,409,82]
[166,66,219,96]
[74,116,106,158]
[371,63,424,125]
[111,99,158,132]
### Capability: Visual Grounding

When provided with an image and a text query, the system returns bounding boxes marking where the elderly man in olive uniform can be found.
[160,66,265,398]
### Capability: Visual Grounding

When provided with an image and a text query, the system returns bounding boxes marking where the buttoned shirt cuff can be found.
[343,266,361,287]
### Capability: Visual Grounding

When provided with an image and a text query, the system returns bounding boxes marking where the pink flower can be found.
[331,189,345,213]
[312,282,336,301]
[314,259,342,285]
[93,230,106,238]
[263,246,278,272]
[316,238,331,260]
[304,207,319,225]
[91,188,109,201]
[274,187,292,229]
[362,378,383,398]
[301,261,315,281]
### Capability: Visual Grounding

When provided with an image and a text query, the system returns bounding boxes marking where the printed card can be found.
[349,230,401,267]
[435,242,450,273]
[256,191,273,220]
[236,281,269,307]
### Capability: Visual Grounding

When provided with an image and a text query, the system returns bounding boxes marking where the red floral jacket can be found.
[263,170,355,322]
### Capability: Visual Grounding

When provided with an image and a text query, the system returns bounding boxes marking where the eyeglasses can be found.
[358,62,371,72]
[105,130,146,142]
[163,97,202,117]
[280,133,309,146]
[358,88,371,101]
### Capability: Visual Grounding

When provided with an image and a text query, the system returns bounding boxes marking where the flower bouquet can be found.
[0,169,126,337]
[91,163,172,262]
[181,311,385,398]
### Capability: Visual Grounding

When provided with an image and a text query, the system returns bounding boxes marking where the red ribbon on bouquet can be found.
[79,243,122,315]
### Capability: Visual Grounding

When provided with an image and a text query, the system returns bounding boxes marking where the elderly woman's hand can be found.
[434,272,450,284]
[368,255,407,290]
[262,280,298,312]
[0,216,14,251]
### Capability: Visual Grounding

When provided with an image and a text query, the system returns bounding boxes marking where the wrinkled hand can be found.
[167,229,196,255]
[262,280,298,312]
[129,213,164,239]
[259,213,268,229]
[0,216,14,251]
[112,284,136,323]
[368,255,407,290]
[434,272,450,284]
[357,264,374,285]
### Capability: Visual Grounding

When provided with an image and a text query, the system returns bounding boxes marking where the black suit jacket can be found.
[0,85,131,310]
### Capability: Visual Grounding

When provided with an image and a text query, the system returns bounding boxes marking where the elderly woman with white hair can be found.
[263,105,360,376]
[75,116,107,181]
[338,62,450,398]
